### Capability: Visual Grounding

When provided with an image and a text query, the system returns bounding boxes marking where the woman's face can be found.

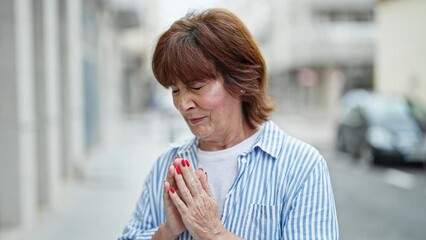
[171,77,244,144]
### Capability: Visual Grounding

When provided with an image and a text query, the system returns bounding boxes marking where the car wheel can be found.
[359,144,378,167]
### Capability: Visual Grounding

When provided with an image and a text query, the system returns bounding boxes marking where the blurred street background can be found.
[1,0,426,239]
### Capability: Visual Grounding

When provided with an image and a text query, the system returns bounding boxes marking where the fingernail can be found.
[185,160,190,167]
[181,159,186,167]
[170,187,175,193]
[205,172,208,180]
[199,167,204,172]
[176,166,181,175]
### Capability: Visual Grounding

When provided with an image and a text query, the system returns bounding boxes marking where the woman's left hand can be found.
[168,159,225,240]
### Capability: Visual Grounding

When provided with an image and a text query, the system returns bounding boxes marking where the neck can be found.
[199,124,258,151]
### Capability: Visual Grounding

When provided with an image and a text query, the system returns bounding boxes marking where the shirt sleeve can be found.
[118,172,161,240]
[282,159,339,239]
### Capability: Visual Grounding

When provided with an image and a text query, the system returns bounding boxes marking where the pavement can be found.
[0,109,335,240]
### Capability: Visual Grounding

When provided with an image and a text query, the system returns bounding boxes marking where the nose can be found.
[173,90,195,112]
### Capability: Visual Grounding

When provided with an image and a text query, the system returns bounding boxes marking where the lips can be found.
[188,117,205,124]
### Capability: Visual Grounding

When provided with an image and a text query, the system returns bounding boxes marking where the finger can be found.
[195,168,209,193]
[197,170,214,198]
[163,181,177,212]
[195,168,204,181]
[166,164,176,187]
[163,180,170,201]
[174,165,195,206]
[168,164,187,199]
[169,186,188,214]
[179,159,202,196]
[172,157,182,168]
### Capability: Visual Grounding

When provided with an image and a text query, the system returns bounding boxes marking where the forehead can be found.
[162,43,219,87]
[172,75,223,87]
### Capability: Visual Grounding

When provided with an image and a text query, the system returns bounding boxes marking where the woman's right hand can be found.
[163,163,185,238]
[162,158,210,239]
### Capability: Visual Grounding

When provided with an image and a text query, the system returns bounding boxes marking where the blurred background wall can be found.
[0,0,141,230]
[375,0,426,107]
[263,0,375,117]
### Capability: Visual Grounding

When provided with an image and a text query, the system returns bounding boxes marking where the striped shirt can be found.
[118,120,339,239]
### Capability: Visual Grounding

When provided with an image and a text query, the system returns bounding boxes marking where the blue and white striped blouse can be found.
[119,120,339,239]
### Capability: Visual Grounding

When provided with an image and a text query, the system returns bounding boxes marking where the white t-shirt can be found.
[198,129,261,218]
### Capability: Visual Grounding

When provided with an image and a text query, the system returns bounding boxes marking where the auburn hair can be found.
[152,8,274,128]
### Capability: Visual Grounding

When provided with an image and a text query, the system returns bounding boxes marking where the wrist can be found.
[213,227,244,240]
[157,223,179,240]
[214,228,228,240]
[208,224,234,240]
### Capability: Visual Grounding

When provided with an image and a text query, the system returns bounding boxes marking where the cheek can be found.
[203,86,227,109]
[201,98,225,115]
[172,96,180,109]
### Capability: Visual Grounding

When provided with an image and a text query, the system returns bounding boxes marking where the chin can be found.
[190,127,210,139]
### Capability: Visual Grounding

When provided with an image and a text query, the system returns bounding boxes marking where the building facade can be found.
[263,0,375,116]
[0,0,125,231]
[375,0,426,108]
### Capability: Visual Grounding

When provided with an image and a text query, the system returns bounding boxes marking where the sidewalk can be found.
[2,110,334,240]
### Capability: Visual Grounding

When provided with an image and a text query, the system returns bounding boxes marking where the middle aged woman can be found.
[119,8,339,240]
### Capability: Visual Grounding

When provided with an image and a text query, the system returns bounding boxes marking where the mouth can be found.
[188,117,205,125]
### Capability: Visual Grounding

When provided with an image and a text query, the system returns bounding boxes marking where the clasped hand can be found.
[163,157,223,239]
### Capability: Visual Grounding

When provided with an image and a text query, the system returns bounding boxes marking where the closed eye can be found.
[192,85,204,91]
[170,85,179,94]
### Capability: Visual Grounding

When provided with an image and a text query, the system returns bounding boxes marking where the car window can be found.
[343,106,367,128]
[408,100,426,132]
[365,96,417,128]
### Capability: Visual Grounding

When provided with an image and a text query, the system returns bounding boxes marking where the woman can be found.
[119,8,339,240]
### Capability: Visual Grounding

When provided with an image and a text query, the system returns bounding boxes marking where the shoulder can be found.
[261,120,325,171]
[258,121,322,157]
[283,134,324,163]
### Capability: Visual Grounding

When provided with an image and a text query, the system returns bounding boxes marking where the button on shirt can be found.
[118,121,339,239]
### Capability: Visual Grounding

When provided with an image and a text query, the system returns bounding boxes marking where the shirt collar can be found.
[252,120,285,159]
[173,137,199,156]
[173,120,285,159]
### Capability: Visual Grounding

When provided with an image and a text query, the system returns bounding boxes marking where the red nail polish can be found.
[176,166,181,175]
[181,159,186,167]
[185,160,190,167]
[170,187,175,193]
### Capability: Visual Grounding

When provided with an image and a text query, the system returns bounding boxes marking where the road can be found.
[324,147,426,240]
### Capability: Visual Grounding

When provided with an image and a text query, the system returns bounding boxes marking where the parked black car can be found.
[336,89,426,165]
